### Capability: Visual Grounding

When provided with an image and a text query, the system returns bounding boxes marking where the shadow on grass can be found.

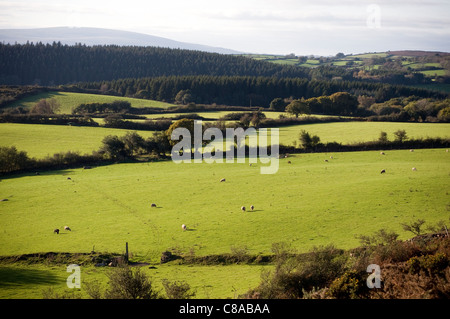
[0,266,61,288]
[0,169,79,181]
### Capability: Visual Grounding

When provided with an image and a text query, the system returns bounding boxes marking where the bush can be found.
[407,253,449,276]
[104,266,160,299]
[299,130,320,149]
[30,98,60,115]
[401,219,426,236]
[0,146,33,173]
[393,129,408,142]
[246,244,348,299]
[327,270,367,299]
[162,279,196,299]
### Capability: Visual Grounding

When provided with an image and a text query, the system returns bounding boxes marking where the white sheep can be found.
[241,206,246,212]
[151,203,157,208]
[64,226,71,231]
[220,178,226,182]
[412,167,417,171]
[182,224,187,231]
[410,149,414,152]
[380,169,386,174]
[380,152,385,155]
[250,205,254,211]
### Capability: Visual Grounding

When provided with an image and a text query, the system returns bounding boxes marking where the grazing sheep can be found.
[182,224,187,231]
[250,205,254,211]
[288,161,291,164]
[330,156,333,159]
[220,178,226,182]
[64,226,71,231]
[380,169,386,174]
[410,149,414,152]
[67,177,71,180]
[324,159,328,162]
[380,152,385,155]
[241,206,246,212]
[412,167,417,171]
[54,229,59,234]
[151,203,157,208]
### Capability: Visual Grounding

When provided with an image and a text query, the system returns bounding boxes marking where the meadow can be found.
[1,90,450,299]
[0,148,448,298]
[278,121,450,146]
[0,123,156,158]
[1,121,449,159]
[7,91,174,114]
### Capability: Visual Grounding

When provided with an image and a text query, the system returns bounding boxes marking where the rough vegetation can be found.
[242,224,450,299]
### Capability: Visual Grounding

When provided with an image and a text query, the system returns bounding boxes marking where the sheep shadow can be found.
[185,228,196,232]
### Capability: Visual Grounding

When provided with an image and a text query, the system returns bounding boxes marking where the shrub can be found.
[407,253,449,276]
[162,279,196,299]
[0,146,33,173]
[246,244,348,299]
[104,266,160,299]
[30,98,60,115]
[393,129,408,142]
[327,270,367,299]
[401,219,426,236]
[299,130,320,149]
[378,131,388,143]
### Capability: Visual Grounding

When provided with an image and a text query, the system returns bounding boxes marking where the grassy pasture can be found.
[1,149,448,259]
[0,263,268,299]
[420,69,447,77]
[142,111,287,120]
[1,121,449,159]
[278,121,450,146]
[7,91,175,114]
[0,149,448,298]
[0,123,156,158]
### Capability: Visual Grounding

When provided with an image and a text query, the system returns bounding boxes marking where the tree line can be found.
[69,75,447,110]
[0,42,310,85]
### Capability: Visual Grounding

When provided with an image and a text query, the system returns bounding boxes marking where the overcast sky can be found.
[0,0,449,55]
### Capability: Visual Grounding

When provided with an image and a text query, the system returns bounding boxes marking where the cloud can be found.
[0,0,448,54]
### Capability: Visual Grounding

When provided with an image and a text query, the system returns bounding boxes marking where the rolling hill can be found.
[0,27,243,55]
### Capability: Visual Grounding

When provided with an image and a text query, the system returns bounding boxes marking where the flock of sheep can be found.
[379,149,418,174]
[53,148,447,234]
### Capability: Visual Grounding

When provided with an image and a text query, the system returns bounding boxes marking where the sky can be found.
[0,0,449,56]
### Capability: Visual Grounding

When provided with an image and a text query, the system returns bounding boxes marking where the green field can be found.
[7,91,175,114]
[278,121,450,146]
[0,263,267,299]
[1,90,450,299]
[0,123,157,158]
[1,121,449,159]
[0,148,448,298]
[142,111,286,120]
[2,149,448,258]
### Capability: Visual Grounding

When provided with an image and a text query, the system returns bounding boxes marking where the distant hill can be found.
[0,27,243,55]
[387,50,450,57]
